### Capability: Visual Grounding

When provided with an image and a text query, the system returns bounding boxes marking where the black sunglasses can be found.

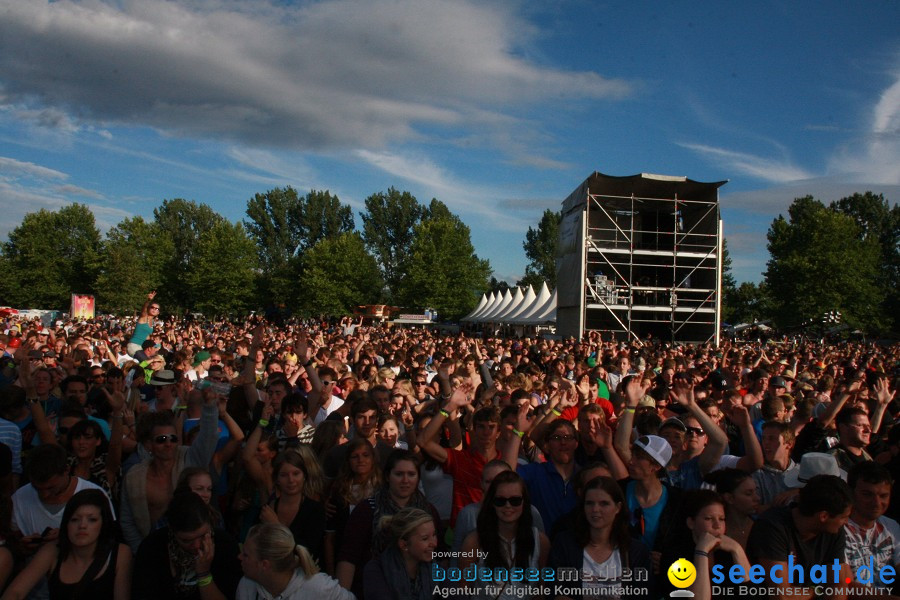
[685,426,706,437]
[492,496,524,507]
[153,434,178,444]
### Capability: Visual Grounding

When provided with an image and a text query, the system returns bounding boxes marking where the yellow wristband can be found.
[439,409,450,419]
[197,574,213,587]
[513,429,525,438]
[551,409,562,417]
[624,407,635,414]
[257,419,269,428]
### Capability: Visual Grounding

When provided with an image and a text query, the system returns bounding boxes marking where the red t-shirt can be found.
[560,397,615,423]
[443,447,496,526]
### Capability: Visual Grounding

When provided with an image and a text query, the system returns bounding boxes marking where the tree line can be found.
[1,188,895,333]
[723,191,898,335]
[0,187,492,320]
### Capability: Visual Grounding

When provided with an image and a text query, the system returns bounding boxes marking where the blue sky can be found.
[1,0,898,285]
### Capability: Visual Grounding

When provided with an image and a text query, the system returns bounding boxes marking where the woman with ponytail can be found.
[237,523,353,600]
[363,507,436,600]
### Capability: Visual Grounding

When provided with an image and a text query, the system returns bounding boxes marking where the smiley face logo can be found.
[667,558,697,588]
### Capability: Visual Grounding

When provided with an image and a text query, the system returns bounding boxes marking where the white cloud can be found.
[679,143,814,183]
[54,184,105,200]
[0,156,67,180]
[0,155,129,238]
[356,148,530,231]
[0,0,630,156]
[828,70,900,184]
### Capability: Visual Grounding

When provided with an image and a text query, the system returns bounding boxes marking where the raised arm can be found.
[416,383,472,464]
[669,378,727,476]
[241,401,274,488]
[870,376,895,434]
[613,378,643,464]
[138,291,156,321]
[185,388,220,468]
[730,405,764,472]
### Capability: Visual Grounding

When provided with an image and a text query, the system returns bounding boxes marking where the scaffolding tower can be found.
[556,172,726,344]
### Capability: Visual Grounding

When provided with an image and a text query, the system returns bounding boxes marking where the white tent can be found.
[515,282,552,323]
[521,288,557,325]
[503,285,536,322]
[463,282,556,326]
[493,287,525,322]
[462,293,490,322]
[478,289,513,322]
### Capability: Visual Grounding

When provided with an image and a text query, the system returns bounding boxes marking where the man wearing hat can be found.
[186,350,212,382]
[619,433,683,581]
[146,370,179,412]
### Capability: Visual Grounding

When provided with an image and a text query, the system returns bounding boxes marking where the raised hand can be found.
[590,419,613,449]
[874,377,895,406]
[669,375,694,407]
[625,377,643,408]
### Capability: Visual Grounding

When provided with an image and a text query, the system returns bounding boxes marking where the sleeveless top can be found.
[129,321,153,346]
[48,548,118,600]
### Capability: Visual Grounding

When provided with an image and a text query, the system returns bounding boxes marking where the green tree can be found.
[764,196,883,332]
[153,199,226,311]
[95,217,173,314]
[244,188,303,306]
[360,187,423,301]
[1,204,100,308]
[397,200,492,319]
[518,209,560,289]
[291,190,354,252]
[298,232,381,316]
[830,192,899,332]
[488,276,511,295]
[725,281,771,325]
[184,221,258,316]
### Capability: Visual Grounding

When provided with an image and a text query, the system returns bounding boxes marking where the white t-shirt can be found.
[314,395,345,426]
[12,477,114,536]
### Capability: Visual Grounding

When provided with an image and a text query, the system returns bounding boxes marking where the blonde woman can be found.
[363,507,436,600]
[237,523,353,600]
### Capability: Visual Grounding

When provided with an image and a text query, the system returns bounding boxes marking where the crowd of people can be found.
[0,292,897,600]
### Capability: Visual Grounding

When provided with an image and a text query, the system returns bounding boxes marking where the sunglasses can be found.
[153,434,178,444]
[549,434,576,443]
[321,380,334,385]
[685,427,706,437]
[492,496,524,507]
[414,381,427,386]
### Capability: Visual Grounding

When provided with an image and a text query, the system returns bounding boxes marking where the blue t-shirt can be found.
[626,480,668,549]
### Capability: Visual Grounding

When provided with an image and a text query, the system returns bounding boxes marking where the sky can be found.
[1,0,899,286]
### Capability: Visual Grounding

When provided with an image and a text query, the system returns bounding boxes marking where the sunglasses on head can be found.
[154,434,178,444]
[492,496,524,507]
